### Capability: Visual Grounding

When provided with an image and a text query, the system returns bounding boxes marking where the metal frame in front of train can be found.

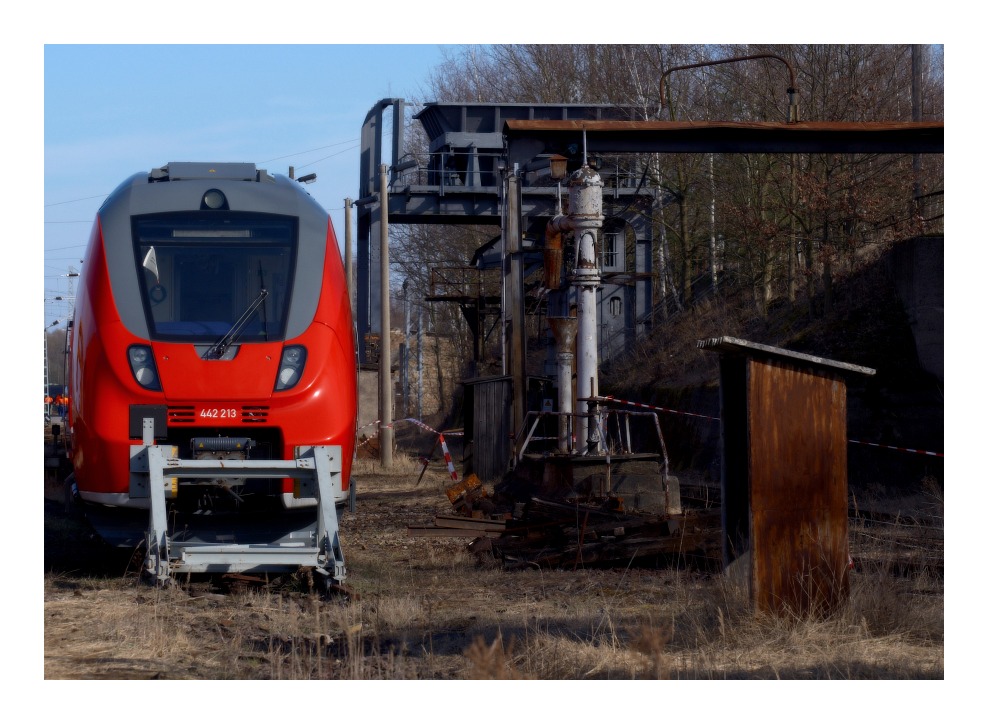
[130,417,347,586]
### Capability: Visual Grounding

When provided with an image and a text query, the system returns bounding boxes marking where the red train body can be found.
[66,163,356,545]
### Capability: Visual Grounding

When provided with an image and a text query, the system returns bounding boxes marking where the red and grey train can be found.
[65,162,357,546]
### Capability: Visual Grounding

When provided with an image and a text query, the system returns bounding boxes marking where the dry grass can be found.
[44,453,943,680]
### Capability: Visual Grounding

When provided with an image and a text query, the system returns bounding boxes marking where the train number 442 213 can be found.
[198,408,238,419]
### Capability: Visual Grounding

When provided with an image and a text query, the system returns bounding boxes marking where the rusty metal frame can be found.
[514,406,670,478]
[427,265,502,302]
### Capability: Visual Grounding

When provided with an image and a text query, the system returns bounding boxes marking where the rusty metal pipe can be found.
[548,316,577,451]
[544,165,603,454]
[567,165,603,453]
[660,53,800,123]
[543,215,572,290]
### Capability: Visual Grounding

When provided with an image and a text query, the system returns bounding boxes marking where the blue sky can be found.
[41,30,957,331]
[44,44,454,328]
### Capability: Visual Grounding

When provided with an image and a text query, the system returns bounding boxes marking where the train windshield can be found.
[133,212,297,342]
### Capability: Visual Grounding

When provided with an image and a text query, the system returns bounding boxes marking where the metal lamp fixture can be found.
[549,154,569,180]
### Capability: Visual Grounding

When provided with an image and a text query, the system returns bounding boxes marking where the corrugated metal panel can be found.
[466,377,512,483]
[747,359,849,615]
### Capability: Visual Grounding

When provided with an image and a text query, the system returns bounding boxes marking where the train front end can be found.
[67,162,356,546]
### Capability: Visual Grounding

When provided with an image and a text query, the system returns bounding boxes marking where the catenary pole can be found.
[379,165,393,468]
[344,197,354,313]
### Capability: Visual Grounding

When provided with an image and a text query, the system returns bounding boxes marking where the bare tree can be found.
[416,42,943,356]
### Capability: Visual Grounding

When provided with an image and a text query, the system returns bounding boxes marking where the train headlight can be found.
[128,345,162,391]
[201,189,228,210]
[275,345,306,391]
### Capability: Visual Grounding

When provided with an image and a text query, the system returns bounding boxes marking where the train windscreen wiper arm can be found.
[202,288,269,360]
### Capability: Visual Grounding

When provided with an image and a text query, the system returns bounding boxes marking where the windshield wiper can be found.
[257,261,269,341]
[202,288,269,360]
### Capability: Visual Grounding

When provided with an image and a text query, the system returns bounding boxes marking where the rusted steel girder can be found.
[503,120,943,165]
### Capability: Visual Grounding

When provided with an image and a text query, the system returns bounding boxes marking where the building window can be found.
[609,296,622,317]
[603,232,620,269]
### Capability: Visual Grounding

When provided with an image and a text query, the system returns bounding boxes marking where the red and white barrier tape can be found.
[601,396,721,422]
[848,439,943,458]
[603,396,942,459]
[356,418,462,480]
[365,405,941,461]
[356,419,383,448]
[397,417,437,435]
[395,417,464,437]
[358,417,462,437]
[438,434,458,481]
[602,395,943,459]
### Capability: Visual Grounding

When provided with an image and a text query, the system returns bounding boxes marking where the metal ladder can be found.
[130,418,346,586]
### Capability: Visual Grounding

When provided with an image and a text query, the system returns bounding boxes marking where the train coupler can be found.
[131,417,346,587]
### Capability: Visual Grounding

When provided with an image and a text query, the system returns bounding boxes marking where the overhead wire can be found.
[260,138,358,164]
[44,139,363,210]
[295,143,360,170]
[44,194,109,208]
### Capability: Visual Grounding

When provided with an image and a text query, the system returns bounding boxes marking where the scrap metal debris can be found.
[479,497,722,570]
[409,470,722,571]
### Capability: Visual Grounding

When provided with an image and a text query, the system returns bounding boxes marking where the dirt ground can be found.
[43,441,944,683]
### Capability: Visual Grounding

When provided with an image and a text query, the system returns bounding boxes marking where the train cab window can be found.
[134,213,297,342]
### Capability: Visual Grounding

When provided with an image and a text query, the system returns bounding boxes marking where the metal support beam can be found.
[503,120,945,166]
[356,99,405,362]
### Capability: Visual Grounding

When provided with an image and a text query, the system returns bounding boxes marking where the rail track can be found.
[47,421,943,584]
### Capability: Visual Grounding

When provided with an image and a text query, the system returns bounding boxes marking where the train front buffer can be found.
[129,416,346,588]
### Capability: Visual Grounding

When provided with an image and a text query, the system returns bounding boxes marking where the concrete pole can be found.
[344,198,354,313]
[378,164,393,469]
[708,154,718,294]
[402,280,410,417]
[44,330,50,416]
[504,168,527,443]
[912,45,925,215]
[417,305,423,419]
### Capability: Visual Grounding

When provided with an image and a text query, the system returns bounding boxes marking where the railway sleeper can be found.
[129,417,346,589]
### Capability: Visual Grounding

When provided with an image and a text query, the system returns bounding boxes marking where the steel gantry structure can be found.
[355,97,943,472]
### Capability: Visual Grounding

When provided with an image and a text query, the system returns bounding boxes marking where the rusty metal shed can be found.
[698,336,875,616]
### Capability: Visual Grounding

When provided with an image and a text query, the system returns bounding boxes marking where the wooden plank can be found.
[528,497,635,521]
[407,526,501,538]
[433,515,506,532]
